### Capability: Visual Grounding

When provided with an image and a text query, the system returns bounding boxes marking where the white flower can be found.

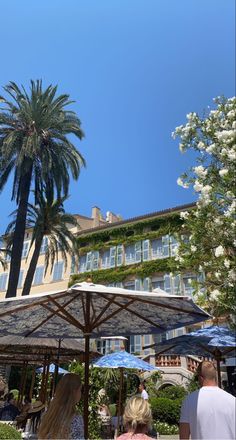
[193,180,203,192]
[191,245,197,252]
[201,185,212,194]
[224,259,230,268]
[229,270,236,281]
[211,289,220,300]
[197,141,205,150]
[219,168,229,177]
[214,218,222,225]
[227,149,236,161]
[177,177,189,188]
[179,143,185,152]
[194,165,207,178]
[214,245,224,257]
[215,271,221,279]
[180,211,190,220]
[206,144,215,153]
[227,110,235,119]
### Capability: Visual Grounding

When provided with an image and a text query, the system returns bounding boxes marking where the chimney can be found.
[106,211,122,223]
[91,206,102,227]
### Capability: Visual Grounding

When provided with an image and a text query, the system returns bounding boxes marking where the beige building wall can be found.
[0,207,119,300]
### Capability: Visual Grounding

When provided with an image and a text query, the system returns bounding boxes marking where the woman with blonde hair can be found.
[117,396,153,440]
[38,373,84,439]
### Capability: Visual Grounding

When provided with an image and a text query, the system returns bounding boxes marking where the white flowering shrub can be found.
[173,96,236,319]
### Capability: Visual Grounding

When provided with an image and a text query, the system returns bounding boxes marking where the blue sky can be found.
[0,0,235,233]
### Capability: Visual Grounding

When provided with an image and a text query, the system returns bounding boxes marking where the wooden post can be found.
[29,368,36,400]
[52,339,62,396]
[216,357,222,388]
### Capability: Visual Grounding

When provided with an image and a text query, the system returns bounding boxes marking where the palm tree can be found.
[6,187,79,296]
[0,80,85,298]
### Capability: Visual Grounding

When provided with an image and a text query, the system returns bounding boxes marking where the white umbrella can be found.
[0,281,210,438]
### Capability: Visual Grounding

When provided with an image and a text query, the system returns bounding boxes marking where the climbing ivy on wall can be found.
[69,257,181,286]
[76,214,183,255]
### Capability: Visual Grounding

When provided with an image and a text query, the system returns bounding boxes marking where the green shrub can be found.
[0,423,22,439]
[150,397,181,425]
[9,389,19,400]
[158,385,187,400]
[153,421,179,435]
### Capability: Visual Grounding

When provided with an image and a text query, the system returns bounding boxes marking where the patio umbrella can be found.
[144,325,236,387]
[93,349,160,435]
[36,363,69,374]
[0,282,210,438]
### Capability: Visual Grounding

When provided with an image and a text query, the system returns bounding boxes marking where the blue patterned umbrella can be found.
[94,350,159,434]
[146,326,236,387]
[36,363,68,375]
[93,349,159,370]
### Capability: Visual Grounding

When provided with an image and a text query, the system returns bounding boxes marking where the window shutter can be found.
[135,278,142,291]
[0,273,8,291]
[33,266,44,285]
[170,235,178,256]
[86,252,92,271]
[135,241,142,262]
[143,277,151,292]
[116,245,123,266]
[110,247,116,268]
[164,274,171,293]
[53,262,64,281]
[162,235,170,257]
[17,270,24,288]
[142,240,150,261]
[92,251,99,270]
[172,274,181,295]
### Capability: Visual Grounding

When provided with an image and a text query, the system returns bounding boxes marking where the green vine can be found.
[77,215,182,255]
[69,257,178,286]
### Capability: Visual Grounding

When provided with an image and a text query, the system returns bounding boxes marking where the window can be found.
[125,244,135,265]
[170,235,179,256]
[182,274,197,296]
[91,251,99,270]
[172,274,181,295]
[152,278,164,291]
[142,240,150,261]
[53,261,64,281]
[116,245,123,266]
[101,249,110,269]
[144,335,151,354]
[40,237,48,254]
[0,273,8,291]
[97,340,106,355]
[114,340,121,351]
[110,247,116,268]
[151,238,164,259]
[33,266,44,285]
[22,241,29,259]
[17,270,24,288]
[124,280,135,290]
[135,278,142,291]
[130,335,141,354]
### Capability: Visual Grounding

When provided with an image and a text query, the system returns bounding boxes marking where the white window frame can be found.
[79,254,87,273]
[142,240,150,261]
[116,245,123,266]
[125,243,136,265]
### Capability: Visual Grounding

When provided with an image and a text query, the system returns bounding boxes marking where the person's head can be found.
[123,396,152,434]
[138,382,146,392]
[197,360,217,386]
[38,373,82,439]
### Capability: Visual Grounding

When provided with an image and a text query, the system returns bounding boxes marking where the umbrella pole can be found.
[21,362,28,404]
[216,357,222,388]
[116,367,124,438]
[44,356,51,403]
[84,291,91,440]
[52,338,62,396]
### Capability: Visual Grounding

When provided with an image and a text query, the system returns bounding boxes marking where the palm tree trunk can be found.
[21,235,43,296]
[6,166,32,298]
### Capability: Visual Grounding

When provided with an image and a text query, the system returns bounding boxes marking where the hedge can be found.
[0,423,21,439]
[150,397,181,425]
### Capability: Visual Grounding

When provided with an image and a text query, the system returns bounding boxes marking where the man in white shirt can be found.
[180,360,235,440]
[139,382,149,400]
